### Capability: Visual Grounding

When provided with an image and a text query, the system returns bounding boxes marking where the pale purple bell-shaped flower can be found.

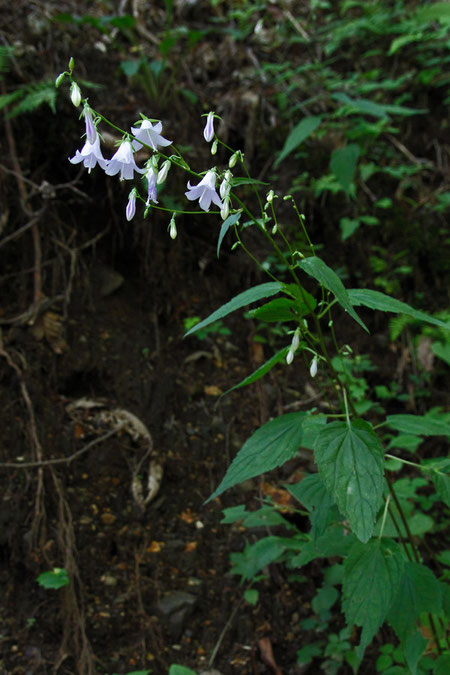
[185,170,223,212]
[145,168,158,205]
[131,119,172,152]
[69,135,107,174]
[83,106,97,145]
[104,140,145,180]
[203,112,215,142]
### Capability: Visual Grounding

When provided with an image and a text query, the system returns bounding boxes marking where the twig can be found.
[0,428,119,469]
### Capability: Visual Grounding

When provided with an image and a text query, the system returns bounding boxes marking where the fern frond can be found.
[7,80,57,118]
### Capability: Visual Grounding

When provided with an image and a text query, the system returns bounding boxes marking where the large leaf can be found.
[299,257,368,332]
[387,562,442,641]
[184,282,282,337]
[314,420,384,542]
[230,536,296,580]
[343,539,405,656]
[348,288,448,328]
[386,414,450,437]
[222,346,290,396]
[206,413,306,502]
[248,297,300,322]
[330,143,360,193]
[288,525,356,568]
[274,115,322,167]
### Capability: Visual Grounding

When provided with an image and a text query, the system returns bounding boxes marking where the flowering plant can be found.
[57,59,450,668]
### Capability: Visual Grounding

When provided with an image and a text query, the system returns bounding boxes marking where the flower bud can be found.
[229,152,238,168]
[126,191,136,221]
[221,198,230,221]
[291,328,300,352]
[266,190,275,204]
[55,72,66,88]
[169,215,177,239]
[286,349,294,365]
[310,355,318,378]
[203,111,215,142]
[70,82,81,107]
[211,139,218,155]
[157,160,171,184]
[69,57,75,73]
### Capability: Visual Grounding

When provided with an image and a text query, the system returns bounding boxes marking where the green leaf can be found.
[386,414,450,437]
[169,667,197,675]
[217,211,241,258]
[288,525,356,568]
[387,562,442,641]
[222,346,290,396]
[434,654,450,675]
[274,115,322,167]
[230,536,292,580]
[340,217,360,241]
[403,630,428,675]
[388,33,422,56]
[206,413,306,502]
[348,288,448,328]
[244,588,259,605]
[299,257,368,332]
[432,340,450,367]
[332,93,427,119]
[342,539,405,656]
[415,3,450,24]
[36,567,70,590]
[433,472,450,508]
[314,420,384,542]
[184,282,282,337]
[249,297,299,322]
[330,143,360,193]
[286,473,340,539]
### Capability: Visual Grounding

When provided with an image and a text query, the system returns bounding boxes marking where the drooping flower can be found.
[185,170,223,212]
[131,119,172,152]
[83,105,97,145]
[145,168,158,205]
[69,135,107,174]
[126,190,137,221]
[203,112,215,142]
[104,140,145,180]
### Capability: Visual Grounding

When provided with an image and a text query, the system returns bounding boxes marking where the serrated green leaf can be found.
[299,257,368,332]
[343,539,405,655]
[314,420,384,542]
[330,143,360,193]
[348,289,448,328]
[274,115,322,167]
[217,211,241,258]
[222,346,290,397]
[184,282,282,337]
[0,89,23,111]
[207,413,306,502]
[288,525,356,568]
[432,340,450,366]
[286,473,340,539]
[230,536,294,580]
[387,562,442,641]
[386,414,450,437]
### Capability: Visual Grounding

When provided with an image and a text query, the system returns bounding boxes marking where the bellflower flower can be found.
[185,170,223,212]
[157,159,171,184]
[203,112,215,142]
[70,82,81,107]
[310,355,318,378]
[83,105,97,145]
[69,135,107,174]
[131,119,172,152]
[104,140,145,180]
[145,168,158,205]
[126,190,137,222]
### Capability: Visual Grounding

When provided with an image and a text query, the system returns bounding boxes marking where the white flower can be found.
[169,215,177,239]
[203,112,215,142]
[131,119,172,152]
[221,197,230,221]
[310,355,318,378]
[185,170,223,212]
[69,136,107,174]
[126,191,136,221]
[286,349,294,365]
[104,140,145,180]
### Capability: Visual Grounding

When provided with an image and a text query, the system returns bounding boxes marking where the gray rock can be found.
[157,590,198,639]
